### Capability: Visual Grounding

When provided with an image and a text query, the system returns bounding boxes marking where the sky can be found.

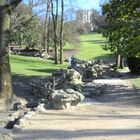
[77,0,102,11]
[23,0,106,19]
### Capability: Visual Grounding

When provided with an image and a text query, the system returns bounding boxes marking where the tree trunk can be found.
[0,8,13,104]
[120,56,124,69]
[54,25,58,64]
[43,0,50,53]
[116,54,121,68]
[51,0,59,64]
[59,0,64,64]
[0,0,21,105]
[29,0,33,17]
[47,14,51,53]
[116,54,124,69]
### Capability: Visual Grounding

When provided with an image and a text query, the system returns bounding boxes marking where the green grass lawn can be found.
[65,32,112,60]
[11,33,112,76]
[10,55,67,76]
[129,77,140,88]
[10,33,140,88]
[118,68,140,88]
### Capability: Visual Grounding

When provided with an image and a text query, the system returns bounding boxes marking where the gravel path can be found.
[13,78,140,140]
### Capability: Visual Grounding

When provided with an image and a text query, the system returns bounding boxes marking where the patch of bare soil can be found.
[12,78,140,140]
[63,49,79,59]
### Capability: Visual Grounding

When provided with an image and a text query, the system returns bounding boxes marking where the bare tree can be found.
[59,0,64,64]
[43,0,51,53]
[47,9,51,52]
[0,0,21,105]
[50,0,59,64]
[28,0,40,17]
[29,0,33,17]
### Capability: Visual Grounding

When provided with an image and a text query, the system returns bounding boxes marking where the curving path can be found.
[13,78,140,140]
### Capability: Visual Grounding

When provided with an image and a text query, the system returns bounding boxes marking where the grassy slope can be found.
[65,33,111,60]
[11,33,110,76]
[78,33,111,59]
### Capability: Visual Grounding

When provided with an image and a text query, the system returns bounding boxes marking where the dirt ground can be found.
[13,79,140,140]
[63,49,79,59]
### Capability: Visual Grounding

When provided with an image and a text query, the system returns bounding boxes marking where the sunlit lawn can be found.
[65,32,112,60]
[10,55,67,76]
[129,77,140,88]
[10,32,140,88]
[11,33,112,76]
[118,68,140,88]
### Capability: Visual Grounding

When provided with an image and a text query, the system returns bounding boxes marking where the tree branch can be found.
[9,0,22,10]
[0,0,22,10]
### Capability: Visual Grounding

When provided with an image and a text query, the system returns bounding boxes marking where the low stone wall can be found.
[31,69,83,98]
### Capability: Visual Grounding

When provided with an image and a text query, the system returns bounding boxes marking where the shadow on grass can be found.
[81,32,101,35]
[82,39,107,44]
[93,54,115,61]
[27,68,60,73]
[123,72,140,79]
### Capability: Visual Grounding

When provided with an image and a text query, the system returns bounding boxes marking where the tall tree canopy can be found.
[102,0,140,68]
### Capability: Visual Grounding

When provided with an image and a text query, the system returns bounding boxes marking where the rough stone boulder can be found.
[85,68,97,79]
[52,69,66,77]
[72,59,104,79]
[0,128,12,140]
[49,89,85,109]
[31,69,83,99]
[67,69,82,84]
[31,78,54,98]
